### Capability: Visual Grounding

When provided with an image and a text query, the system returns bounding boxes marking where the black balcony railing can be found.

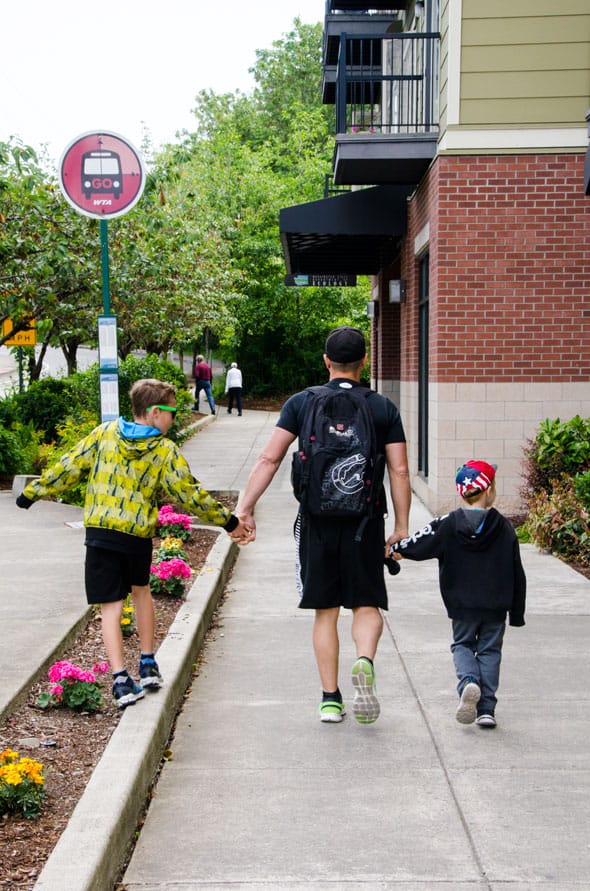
[335,32,440,135]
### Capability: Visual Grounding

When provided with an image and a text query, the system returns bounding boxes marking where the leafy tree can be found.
[0,139,101,378]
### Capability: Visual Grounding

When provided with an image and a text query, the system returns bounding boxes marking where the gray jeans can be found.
[450,619,505,713]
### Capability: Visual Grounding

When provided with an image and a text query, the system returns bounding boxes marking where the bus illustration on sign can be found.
[81,150,122,200]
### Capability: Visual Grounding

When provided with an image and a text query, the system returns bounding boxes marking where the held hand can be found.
[385,529,407,559]
[229,515,256,545]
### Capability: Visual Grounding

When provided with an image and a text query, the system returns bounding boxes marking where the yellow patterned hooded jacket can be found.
[22,419,234,538]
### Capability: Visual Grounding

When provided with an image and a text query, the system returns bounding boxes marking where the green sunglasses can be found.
[150,404,177,417]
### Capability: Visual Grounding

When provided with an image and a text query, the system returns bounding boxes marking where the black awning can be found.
[279,185,411,275]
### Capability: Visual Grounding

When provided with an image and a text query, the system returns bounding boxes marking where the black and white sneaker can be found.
[476,712,497,728]
[139,657,163,691]
[112,674,145,709]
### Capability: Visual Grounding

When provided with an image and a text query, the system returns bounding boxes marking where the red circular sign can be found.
[59,131,146,219]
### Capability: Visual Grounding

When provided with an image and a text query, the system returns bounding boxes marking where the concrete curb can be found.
[34,531,238,891]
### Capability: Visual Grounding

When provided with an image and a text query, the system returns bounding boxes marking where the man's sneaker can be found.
[351,657,380,724]
[476,712,497,728]
[112,674,145,709]
[319,700,346,723]
[139,657,163,691]
[456,679,481,724]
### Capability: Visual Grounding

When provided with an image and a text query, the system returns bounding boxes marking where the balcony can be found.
[278,6,439,278]
[330,31,440,186]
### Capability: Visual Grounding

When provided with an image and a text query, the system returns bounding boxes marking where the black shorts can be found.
[85,544,152,605]
[295,513,388,611]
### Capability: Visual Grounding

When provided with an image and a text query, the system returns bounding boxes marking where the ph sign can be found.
[2,317,36,346]
[58,131,145,220]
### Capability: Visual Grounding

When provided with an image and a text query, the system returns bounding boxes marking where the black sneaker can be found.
[112,674,145,709]
[139,657,163,691]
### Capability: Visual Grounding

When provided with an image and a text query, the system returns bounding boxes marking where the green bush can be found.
[521,415,590,565]
[526,478,590,566]
[521,415,590,504]
[0,391,20,429]
[34,414,99,506]
[0,423,42,476]
[15,377,76,442]
[574,471,590,511]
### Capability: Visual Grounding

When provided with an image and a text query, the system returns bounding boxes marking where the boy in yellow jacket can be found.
[17,379,249,707]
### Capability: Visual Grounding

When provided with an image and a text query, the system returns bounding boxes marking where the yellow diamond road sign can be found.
[2,317,37,346]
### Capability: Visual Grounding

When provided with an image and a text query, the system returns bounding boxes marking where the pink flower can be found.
[48,660,97,684]
[92,662,109,675]
[157,505,192,530]
[78,671,96,683]
[50,684,63,697]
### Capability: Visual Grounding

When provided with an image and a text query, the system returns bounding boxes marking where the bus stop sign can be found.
[59,130,145,219]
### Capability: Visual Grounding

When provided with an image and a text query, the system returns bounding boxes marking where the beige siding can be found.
[460,1,590,128]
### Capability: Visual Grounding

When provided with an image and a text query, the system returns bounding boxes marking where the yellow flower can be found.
[0,764,23,785]
[161,536,183,550]
[0,749,18,763]
[18,759,45,785]
[121,617,131,626]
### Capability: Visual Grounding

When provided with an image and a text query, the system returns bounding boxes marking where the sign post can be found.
[58,131,145,420]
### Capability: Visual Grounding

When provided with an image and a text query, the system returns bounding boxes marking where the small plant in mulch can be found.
[149,557,192,598]
[156,535,188,561]
[0,749,46,819]
[36,660,110,713]
[156,505,193,541]
[121,595,136,638]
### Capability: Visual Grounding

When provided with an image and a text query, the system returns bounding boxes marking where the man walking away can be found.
[237,326,411,725]
[193,354,215,414]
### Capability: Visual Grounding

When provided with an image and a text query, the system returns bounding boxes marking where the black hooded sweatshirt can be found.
[393,508,526,626]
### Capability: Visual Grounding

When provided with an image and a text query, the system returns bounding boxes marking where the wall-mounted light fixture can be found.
[389,280,407,303]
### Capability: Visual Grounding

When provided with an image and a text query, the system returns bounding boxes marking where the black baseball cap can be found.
[325,326,366,363]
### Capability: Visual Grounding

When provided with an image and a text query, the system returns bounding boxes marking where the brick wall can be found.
[395,151,590,513]
[402,153,590,383]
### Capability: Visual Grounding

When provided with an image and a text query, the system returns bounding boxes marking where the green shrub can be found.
[34,414,99,506]
[521,415,590,504]
[0,392,20,428]
[15,377,76,442]
[0,423,42,476]
[526,478,590,566]
[574,471,590,511]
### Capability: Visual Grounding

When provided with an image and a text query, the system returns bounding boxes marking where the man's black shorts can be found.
[85,544,152,605]
[295,513,388,611]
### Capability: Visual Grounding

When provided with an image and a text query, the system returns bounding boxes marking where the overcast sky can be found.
[1,0,323,169]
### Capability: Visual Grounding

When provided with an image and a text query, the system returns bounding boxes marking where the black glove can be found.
[16,494,34,509]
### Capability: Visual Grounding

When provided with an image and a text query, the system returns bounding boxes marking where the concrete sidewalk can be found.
[3,408,590,889]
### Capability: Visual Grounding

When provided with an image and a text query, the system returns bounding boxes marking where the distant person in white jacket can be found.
[224,362,243,416]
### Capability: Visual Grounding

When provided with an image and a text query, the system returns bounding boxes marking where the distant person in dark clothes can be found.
[391,460,526,729]
[193,355,215,414]
[225,362,243,415]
